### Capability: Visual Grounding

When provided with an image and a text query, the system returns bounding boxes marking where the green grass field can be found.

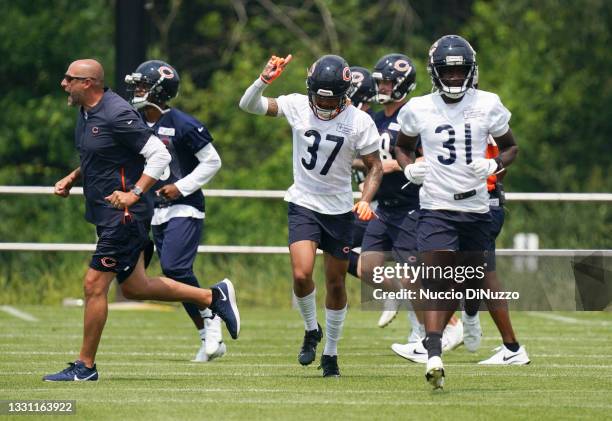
[1,306,611,420]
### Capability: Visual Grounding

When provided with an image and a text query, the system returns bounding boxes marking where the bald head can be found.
[68,59,105,88]
[62,59,106,108]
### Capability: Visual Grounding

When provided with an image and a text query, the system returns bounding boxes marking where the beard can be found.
[66,92,81,107]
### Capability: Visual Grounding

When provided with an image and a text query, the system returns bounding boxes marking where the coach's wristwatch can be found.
[130,185,143,198]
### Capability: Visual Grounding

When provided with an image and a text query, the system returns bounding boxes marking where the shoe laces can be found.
[318,355,339,372]
[60,361,89,375]
[301,329,320,352]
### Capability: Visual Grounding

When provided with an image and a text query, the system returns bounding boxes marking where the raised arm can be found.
[239,54,292,117]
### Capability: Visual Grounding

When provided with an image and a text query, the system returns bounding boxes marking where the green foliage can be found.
[0,1,609,303]
[466,0,612,192]
[0,0,113,184]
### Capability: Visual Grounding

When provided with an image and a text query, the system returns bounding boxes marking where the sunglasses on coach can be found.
[63,74,95,82]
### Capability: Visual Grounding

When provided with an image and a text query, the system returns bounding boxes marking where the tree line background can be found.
[0,0,610,304]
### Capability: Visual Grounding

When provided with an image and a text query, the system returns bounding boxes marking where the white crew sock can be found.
[323,306,347,356]
[295,289,318,331]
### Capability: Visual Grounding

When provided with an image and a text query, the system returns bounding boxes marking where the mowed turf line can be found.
[0,306,610,420]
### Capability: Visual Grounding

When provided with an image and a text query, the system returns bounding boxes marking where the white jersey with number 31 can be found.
[276,93,380,214]
[398,89,511,213]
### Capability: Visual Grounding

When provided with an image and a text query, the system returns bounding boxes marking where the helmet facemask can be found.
[308,89,347,121]
[125,73,166,112]
[431,63,475,99]
[372,75,408,104]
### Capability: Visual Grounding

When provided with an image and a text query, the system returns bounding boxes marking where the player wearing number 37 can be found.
[239,54,383,377]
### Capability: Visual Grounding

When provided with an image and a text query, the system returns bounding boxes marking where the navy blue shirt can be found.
[145,108,213,212]
[75,88,154,226]
[373,105,420,210]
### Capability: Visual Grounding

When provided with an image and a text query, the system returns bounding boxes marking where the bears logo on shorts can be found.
[101,257,117,268]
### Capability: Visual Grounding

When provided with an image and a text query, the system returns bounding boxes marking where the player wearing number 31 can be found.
[394,35,518,390]
[240,54,383,377]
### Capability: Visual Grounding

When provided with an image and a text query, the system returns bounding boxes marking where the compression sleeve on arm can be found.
[139,134,171,180]
[174,143,222,196]
[239,78,270,115]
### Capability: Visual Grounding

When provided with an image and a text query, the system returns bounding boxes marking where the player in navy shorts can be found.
[461,136,530,365]
[240,54,382,376]
[126,60,227,362]
[346,65,376,278]
[396,36,519,388]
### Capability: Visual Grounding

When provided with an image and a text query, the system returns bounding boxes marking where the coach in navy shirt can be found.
[44,59,240,382]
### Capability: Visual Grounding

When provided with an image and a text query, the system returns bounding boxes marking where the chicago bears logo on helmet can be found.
[306,55,352,120]
[125,60,180,110]
[347,66,376,109]
[158,66,175,79]
[342,67,351,82]
[372,53,417,104]
[393,59,412,73]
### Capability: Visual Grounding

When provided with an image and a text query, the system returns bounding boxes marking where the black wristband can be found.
[494,157,504,172]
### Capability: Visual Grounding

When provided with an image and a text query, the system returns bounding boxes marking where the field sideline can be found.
[1,306,611,420]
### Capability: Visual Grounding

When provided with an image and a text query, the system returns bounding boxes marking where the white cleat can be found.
[378,310,398,328]
[425,356,445,390]
[193,340,209,362]
[391,340,428,364]
[193,340,226,362]
[442,319,464,352]
[204,315,226,360]
[478,345,530,365]
[462,311,482,352]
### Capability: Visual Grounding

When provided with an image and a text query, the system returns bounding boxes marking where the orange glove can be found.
[353,200,376,221]
[260,54,293,84]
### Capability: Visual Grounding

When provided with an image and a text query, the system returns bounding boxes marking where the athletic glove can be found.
[353,200,376,221]
[468,158,500,180]
[403,161,429,185]
[260,54,292,84]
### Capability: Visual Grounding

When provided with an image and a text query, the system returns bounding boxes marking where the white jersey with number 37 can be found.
[398,89,511,213]
[276,93,380,214]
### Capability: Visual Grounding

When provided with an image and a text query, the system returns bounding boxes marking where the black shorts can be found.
[351,216,369,248]
[487,206,505,271]
[90,219,153,283]
[288,202,354,260]
[361,206,418,264]
[417,209,492,253]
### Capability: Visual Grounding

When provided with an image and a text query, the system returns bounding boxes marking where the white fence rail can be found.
[0,186,609,254]
[0,186,611,201]
[0,243,609,256]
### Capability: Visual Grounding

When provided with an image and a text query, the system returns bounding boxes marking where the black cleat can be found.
[318,354,340,377]
[298,323,323,366]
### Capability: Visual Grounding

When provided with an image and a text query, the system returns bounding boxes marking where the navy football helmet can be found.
[347,66,375,109]
[371,53,416,104]
[428,35,477,99]
[306,55,352,120]
[125,60,180,110]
